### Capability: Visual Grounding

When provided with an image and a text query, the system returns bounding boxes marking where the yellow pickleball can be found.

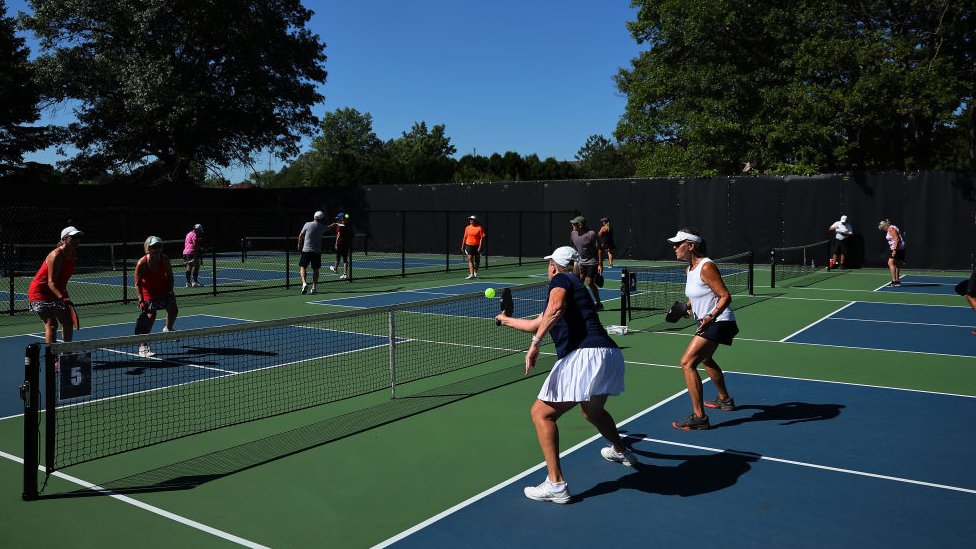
[484,288,496,299]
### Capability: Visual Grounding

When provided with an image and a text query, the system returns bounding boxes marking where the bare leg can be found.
[530,399,574,483]
[579,395,627,452]
[679,336,721,418]
[701,357,731,401]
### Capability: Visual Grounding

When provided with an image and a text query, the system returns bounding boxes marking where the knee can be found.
[679,356,697,371]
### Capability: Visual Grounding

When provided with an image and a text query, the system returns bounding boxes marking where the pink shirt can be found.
[183,230,199,255]
[885,225,905,250]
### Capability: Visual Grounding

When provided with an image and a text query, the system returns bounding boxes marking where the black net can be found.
[771,240,831,288]
[621,252,754,325]
[41,281,550,471]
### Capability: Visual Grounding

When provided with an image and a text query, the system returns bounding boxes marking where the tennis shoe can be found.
[310,287,317,295]
[192,281,201,287]
[473,272,478,278]
[523,479,571,504]
[185,282,191,288]
[162,327,171,333]
[138,345,155,358]
[601,446,638,467]
[301,283,308,295]
[329,265,336,273]
[672,414,710,430]
[465,274,474,280]
[704,396,735,411]
[339,274,347,280]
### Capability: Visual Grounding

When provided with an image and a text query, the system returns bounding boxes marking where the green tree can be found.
[386,122,457,184]
[0,0,54,173]
[23,0,327,184]
[575,134,634,178]
[312,108,382,159]
[617,0,975,175]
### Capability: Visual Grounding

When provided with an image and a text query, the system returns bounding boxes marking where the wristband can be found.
[531,335,542,343]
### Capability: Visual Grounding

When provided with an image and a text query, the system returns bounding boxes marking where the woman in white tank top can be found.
[667,228,740,431]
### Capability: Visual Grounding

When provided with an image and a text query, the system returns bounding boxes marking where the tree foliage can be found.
[0,0,55,173]
[22,0,327,184]
[617,0,976,175]
[575,134,635,178]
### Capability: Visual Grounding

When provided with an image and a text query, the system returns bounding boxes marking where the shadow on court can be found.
[575,448,761,501]
[710,401,845,429]
[39,362,553,499]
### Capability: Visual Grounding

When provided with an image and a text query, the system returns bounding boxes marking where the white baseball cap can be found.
[146,236,163,247]
[544,246,579,267]
[60,226,84,239]
[313,211,325,220]
[840,215,848,223]
[194,223,204,231]
[667,230,702,243]
[468,215,477,220]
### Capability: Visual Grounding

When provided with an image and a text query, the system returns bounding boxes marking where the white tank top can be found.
[685,258,735,322]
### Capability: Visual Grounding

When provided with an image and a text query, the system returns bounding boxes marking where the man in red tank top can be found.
[133,236,178,358]
[28,226,83,343]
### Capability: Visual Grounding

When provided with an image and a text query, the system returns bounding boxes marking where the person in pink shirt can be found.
[878,219,905,287]
[183,224,204,287]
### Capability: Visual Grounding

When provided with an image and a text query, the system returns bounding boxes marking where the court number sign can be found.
[58,352,92,400]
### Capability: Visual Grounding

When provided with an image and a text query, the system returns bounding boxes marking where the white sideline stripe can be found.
[0,450,270,549]
[635,437,976,495]
[780,301,856,342]
[372,389,691,548]
[826,317,975,329]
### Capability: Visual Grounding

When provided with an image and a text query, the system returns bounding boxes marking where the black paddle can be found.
[497,288,513,326]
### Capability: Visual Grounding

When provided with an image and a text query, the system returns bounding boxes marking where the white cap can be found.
[468,215,477,220]
[544,246,579,267]
[194,223,203,231]
[146,236,163,247]
[60,226,83,239]
[313,211,325,220]
[840,215,848,223]
[667,230,703,243]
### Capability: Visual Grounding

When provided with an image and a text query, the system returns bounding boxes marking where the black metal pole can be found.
[21,343,40,500]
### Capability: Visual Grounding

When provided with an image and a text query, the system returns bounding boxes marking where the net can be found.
[33,281,550,473]
[770,240,831,288]
[620,252,754,326]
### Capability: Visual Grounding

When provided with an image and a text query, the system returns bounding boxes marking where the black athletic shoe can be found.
[704,396,736,411]
[672,414,710,430]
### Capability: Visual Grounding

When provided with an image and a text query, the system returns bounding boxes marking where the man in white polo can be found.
[827,215,853,269]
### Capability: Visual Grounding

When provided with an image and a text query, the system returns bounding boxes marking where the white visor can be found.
[667,231,703,243]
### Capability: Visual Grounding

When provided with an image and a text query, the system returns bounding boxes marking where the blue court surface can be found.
[312,282,516,308]
[784,301,976,357]
[380,373,976,548]
[0,314,249,418]
[875,274,968,295]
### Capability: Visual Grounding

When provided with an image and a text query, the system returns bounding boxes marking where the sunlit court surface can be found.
[1,261,974,548]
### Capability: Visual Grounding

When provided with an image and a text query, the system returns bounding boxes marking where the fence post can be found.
[770,250,777,289]
[388,310,397,399]
[21,343,40,500]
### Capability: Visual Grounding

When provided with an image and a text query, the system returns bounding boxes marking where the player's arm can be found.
[297,229,306,251]
[888,228,899,256]
[477,231,484,253]
[134,258,145,303]
[699,262,731,326]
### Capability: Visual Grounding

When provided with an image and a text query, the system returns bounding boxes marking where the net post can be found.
[400,212,406,277]
[770,250,776,289]
[122,245,129,304]
[748,251,754,295]
[44,346,56,475]
[21,343,40,500]
[211,246,217,296]
[619,269,629,327]
[388,310,397,399]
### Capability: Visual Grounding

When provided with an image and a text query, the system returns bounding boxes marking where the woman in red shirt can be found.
[134,236,178,357]
[28,226,83,343]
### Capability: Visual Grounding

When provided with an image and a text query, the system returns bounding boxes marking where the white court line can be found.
[634,437,976,495]
[0,450,270,549]
[780,301,857,342]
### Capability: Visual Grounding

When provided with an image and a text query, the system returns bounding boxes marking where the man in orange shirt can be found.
[461,215,486,280]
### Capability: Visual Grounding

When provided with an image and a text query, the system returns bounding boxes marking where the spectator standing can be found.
[827,215,853,269]
[183,223,205,287]
[461,215,485,280]
[569,215,604,310]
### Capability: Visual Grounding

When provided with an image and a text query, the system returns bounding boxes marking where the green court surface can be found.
[1,264,974,548]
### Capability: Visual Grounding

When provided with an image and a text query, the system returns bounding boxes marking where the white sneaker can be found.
[301,283,308,295]
[339,274,347,280]
[473,272,478,278]
[523,479,571,504]
[192,281,201,287]
[162,327,171,333]
[138,345,155,358]
[310,287,317,295]
[185,282,191,288]
[465,274,474,280]
[601,446,638,467]
[329,265,336,273]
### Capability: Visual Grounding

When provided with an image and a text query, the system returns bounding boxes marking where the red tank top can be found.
[28,247,75,302]
[136,255,172,300]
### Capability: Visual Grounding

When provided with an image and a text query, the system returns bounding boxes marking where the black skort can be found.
[696,320,739,346]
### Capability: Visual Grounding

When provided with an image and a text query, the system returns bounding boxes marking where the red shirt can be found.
[28,247,75,302]
[135,255,173,300]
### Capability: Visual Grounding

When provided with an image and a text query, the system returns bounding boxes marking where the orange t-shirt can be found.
[463,225,485,246]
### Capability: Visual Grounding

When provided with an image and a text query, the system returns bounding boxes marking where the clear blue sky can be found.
[9,0,642,182]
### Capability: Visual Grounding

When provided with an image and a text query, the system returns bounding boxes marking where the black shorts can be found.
[183,253,202,264]
[955,273,976,297]
[891,249,905,261]
[335,247,351,261]
[696,320,739,346]
[299,252,322,269]
[578,263,599,282]
[463,245,480,257]
[832,239,850,256]
[140,296,174,312]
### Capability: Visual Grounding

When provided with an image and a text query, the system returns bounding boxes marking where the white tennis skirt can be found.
[537,347,625,403]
